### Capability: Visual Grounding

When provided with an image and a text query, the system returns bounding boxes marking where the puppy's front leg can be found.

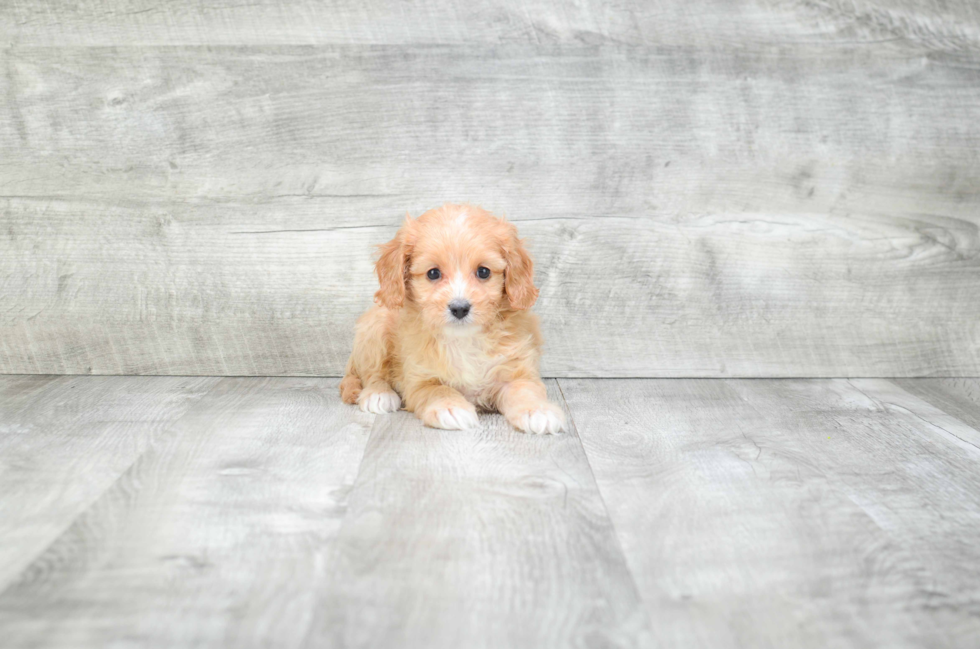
[404,380,479,430]
[496,379,565,435]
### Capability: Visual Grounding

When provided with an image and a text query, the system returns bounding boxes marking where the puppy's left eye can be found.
[477,266,491,280]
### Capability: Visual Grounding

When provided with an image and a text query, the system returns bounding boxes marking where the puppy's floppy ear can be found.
[502,220,539,311]
[374,213,415,309]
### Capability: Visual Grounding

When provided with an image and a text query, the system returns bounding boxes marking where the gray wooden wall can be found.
[2,1,979,377]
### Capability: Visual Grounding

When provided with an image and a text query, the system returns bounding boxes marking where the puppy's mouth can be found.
[443,321,479,337]
[443,309,479,335]
[444,313,476,329]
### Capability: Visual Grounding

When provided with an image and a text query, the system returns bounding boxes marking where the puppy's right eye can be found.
[426,268,441,281]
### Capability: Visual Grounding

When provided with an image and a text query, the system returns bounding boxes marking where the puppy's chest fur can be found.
[435,334,503,405]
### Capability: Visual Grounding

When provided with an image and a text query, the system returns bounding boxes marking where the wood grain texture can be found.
[2,1,979,47]
[4,199,978,377]
[0,375,218,591]
[2,34,979,376]
[892,378,980,435]
[0,374,59,413]
[560,378,980,648]
[303,380,651,648]
[3,376,980,645]
[0,377,374,648]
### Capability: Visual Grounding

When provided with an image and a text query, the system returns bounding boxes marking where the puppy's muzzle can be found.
[448,299,471,321]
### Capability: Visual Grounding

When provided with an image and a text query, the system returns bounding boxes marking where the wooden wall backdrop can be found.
[1,0,979,377]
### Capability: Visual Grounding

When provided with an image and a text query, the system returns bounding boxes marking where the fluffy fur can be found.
[340,203,565,434]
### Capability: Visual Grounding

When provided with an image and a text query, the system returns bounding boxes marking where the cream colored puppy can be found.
[340,203,565,434]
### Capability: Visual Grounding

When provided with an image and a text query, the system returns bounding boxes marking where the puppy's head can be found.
[374,203,538,333]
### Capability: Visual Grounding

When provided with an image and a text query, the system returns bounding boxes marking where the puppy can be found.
[340,203,565,434]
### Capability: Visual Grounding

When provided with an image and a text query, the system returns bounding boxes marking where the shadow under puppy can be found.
[341,203,565,434]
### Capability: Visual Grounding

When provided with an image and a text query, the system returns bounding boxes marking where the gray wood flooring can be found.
[2,375,979,648]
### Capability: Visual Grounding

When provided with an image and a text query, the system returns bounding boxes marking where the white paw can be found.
[429,406,480,430]
[359,390,401,414]
[511,404,565,435]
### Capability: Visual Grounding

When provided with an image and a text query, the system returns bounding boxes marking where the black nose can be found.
[449,300,471,320]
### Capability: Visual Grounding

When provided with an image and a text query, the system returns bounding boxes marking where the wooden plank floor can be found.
[1,376,979,648]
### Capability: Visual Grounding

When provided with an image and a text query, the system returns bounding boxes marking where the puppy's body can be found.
[342,303,540,413]
[341,203,564,434]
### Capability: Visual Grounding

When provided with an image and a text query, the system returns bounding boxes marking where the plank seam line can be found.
[851,379,980,454]
[554,378,654,628]
[0,377,224,598]
[295,406,388,649]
